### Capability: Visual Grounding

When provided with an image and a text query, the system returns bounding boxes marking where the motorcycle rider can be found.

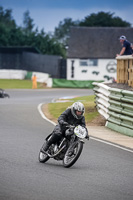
[41,102,89,153]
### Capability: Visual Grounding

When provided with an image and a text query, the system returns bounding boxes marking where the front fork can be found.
[66,137,82,156]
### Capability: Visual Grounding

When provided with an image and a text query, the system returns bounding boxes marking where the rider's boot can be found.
[41,133,61,153]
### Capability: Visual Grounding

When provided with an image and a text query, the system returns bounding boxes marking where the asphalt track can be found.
[0,89,133,200]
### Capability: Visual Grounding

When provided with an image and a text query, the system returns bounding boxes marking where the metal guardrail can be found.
[93,82,133,137]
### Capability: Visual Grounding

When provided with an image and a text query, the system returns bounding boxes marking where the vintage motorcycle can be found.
[0,88,10,98]
[38,125,88,168]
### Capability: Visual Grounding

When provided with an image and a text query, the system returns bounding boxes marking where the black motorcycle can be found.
[38,125,88,168]
[0,89,10,98]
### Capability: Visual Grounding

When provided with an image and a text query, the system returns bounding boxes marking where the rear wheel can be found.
[63,141,83,168]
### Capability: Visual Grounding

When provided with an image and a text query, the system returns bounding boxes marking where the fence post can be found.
[116,55,133,87]
[128,59,133,87]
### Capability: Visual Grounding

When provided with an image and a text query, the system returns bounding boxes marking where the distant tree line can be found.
[0,6,131,58]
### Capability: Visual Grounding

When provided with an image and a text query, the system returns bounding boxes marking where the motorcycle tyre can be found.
[63,141,83,168]
[38,139,51,163]
[38,151,50,163]
[5,94,10,98]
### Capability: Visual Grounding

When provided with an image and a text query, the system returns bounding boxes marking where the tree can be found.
[23,10,35,34]
[0,6,66,56]
[0,6,17,46]
[79,12,131,27]
[54,18,79,44]
[0,6,16,29]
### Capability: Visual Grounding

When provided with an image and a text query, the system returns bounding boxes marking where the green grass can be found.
[48,95,99,124]
[0,79,44,89]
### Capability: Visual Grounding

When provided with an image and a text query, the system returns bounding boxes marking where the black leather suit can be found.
[51,108,86,141]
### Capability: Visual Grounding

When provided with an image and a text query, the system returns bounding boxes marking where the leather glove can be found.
[85,134,89,140]
[62,121,68,125]
[62,122,70,128]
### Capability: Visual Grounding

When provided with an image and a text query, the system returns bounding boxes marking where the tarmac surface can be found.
[88,125,133,150]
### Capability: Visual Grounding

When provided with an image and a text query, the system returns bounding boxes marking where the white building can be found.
[67,27,133,81]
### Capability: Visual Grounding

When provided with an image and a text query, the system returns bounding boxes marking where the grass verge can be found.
[47,95,105,125]
[0,79,45,89]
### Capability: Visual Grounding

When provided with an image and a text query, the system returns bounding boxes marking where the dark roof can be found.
[0,46,41,54]
[67,27,133,59]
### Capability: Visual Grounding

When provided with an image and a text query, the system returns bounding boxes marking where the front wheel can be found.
[38,151,50,163]
[38,141,50,163]
[63,141,83,168]
[4,93,10,98]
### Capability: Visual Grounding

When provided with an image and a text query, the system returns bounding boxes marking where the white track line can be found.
[38,103,56,126]
[90,137,133,153]
[38,103,133,153]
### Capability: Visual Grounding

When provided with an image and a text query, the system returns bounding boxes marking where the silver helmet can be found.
[71,102,85,119]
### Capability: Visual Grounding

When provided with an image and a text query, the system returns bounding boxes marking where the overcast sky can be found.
[1,0,133,33]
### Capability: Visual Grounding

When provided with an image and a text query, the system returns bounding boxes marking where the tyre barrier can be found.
[93,82,133,137]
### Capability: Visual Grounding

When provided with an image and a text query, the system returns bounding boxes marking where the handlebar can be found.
[66,125,75,129]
